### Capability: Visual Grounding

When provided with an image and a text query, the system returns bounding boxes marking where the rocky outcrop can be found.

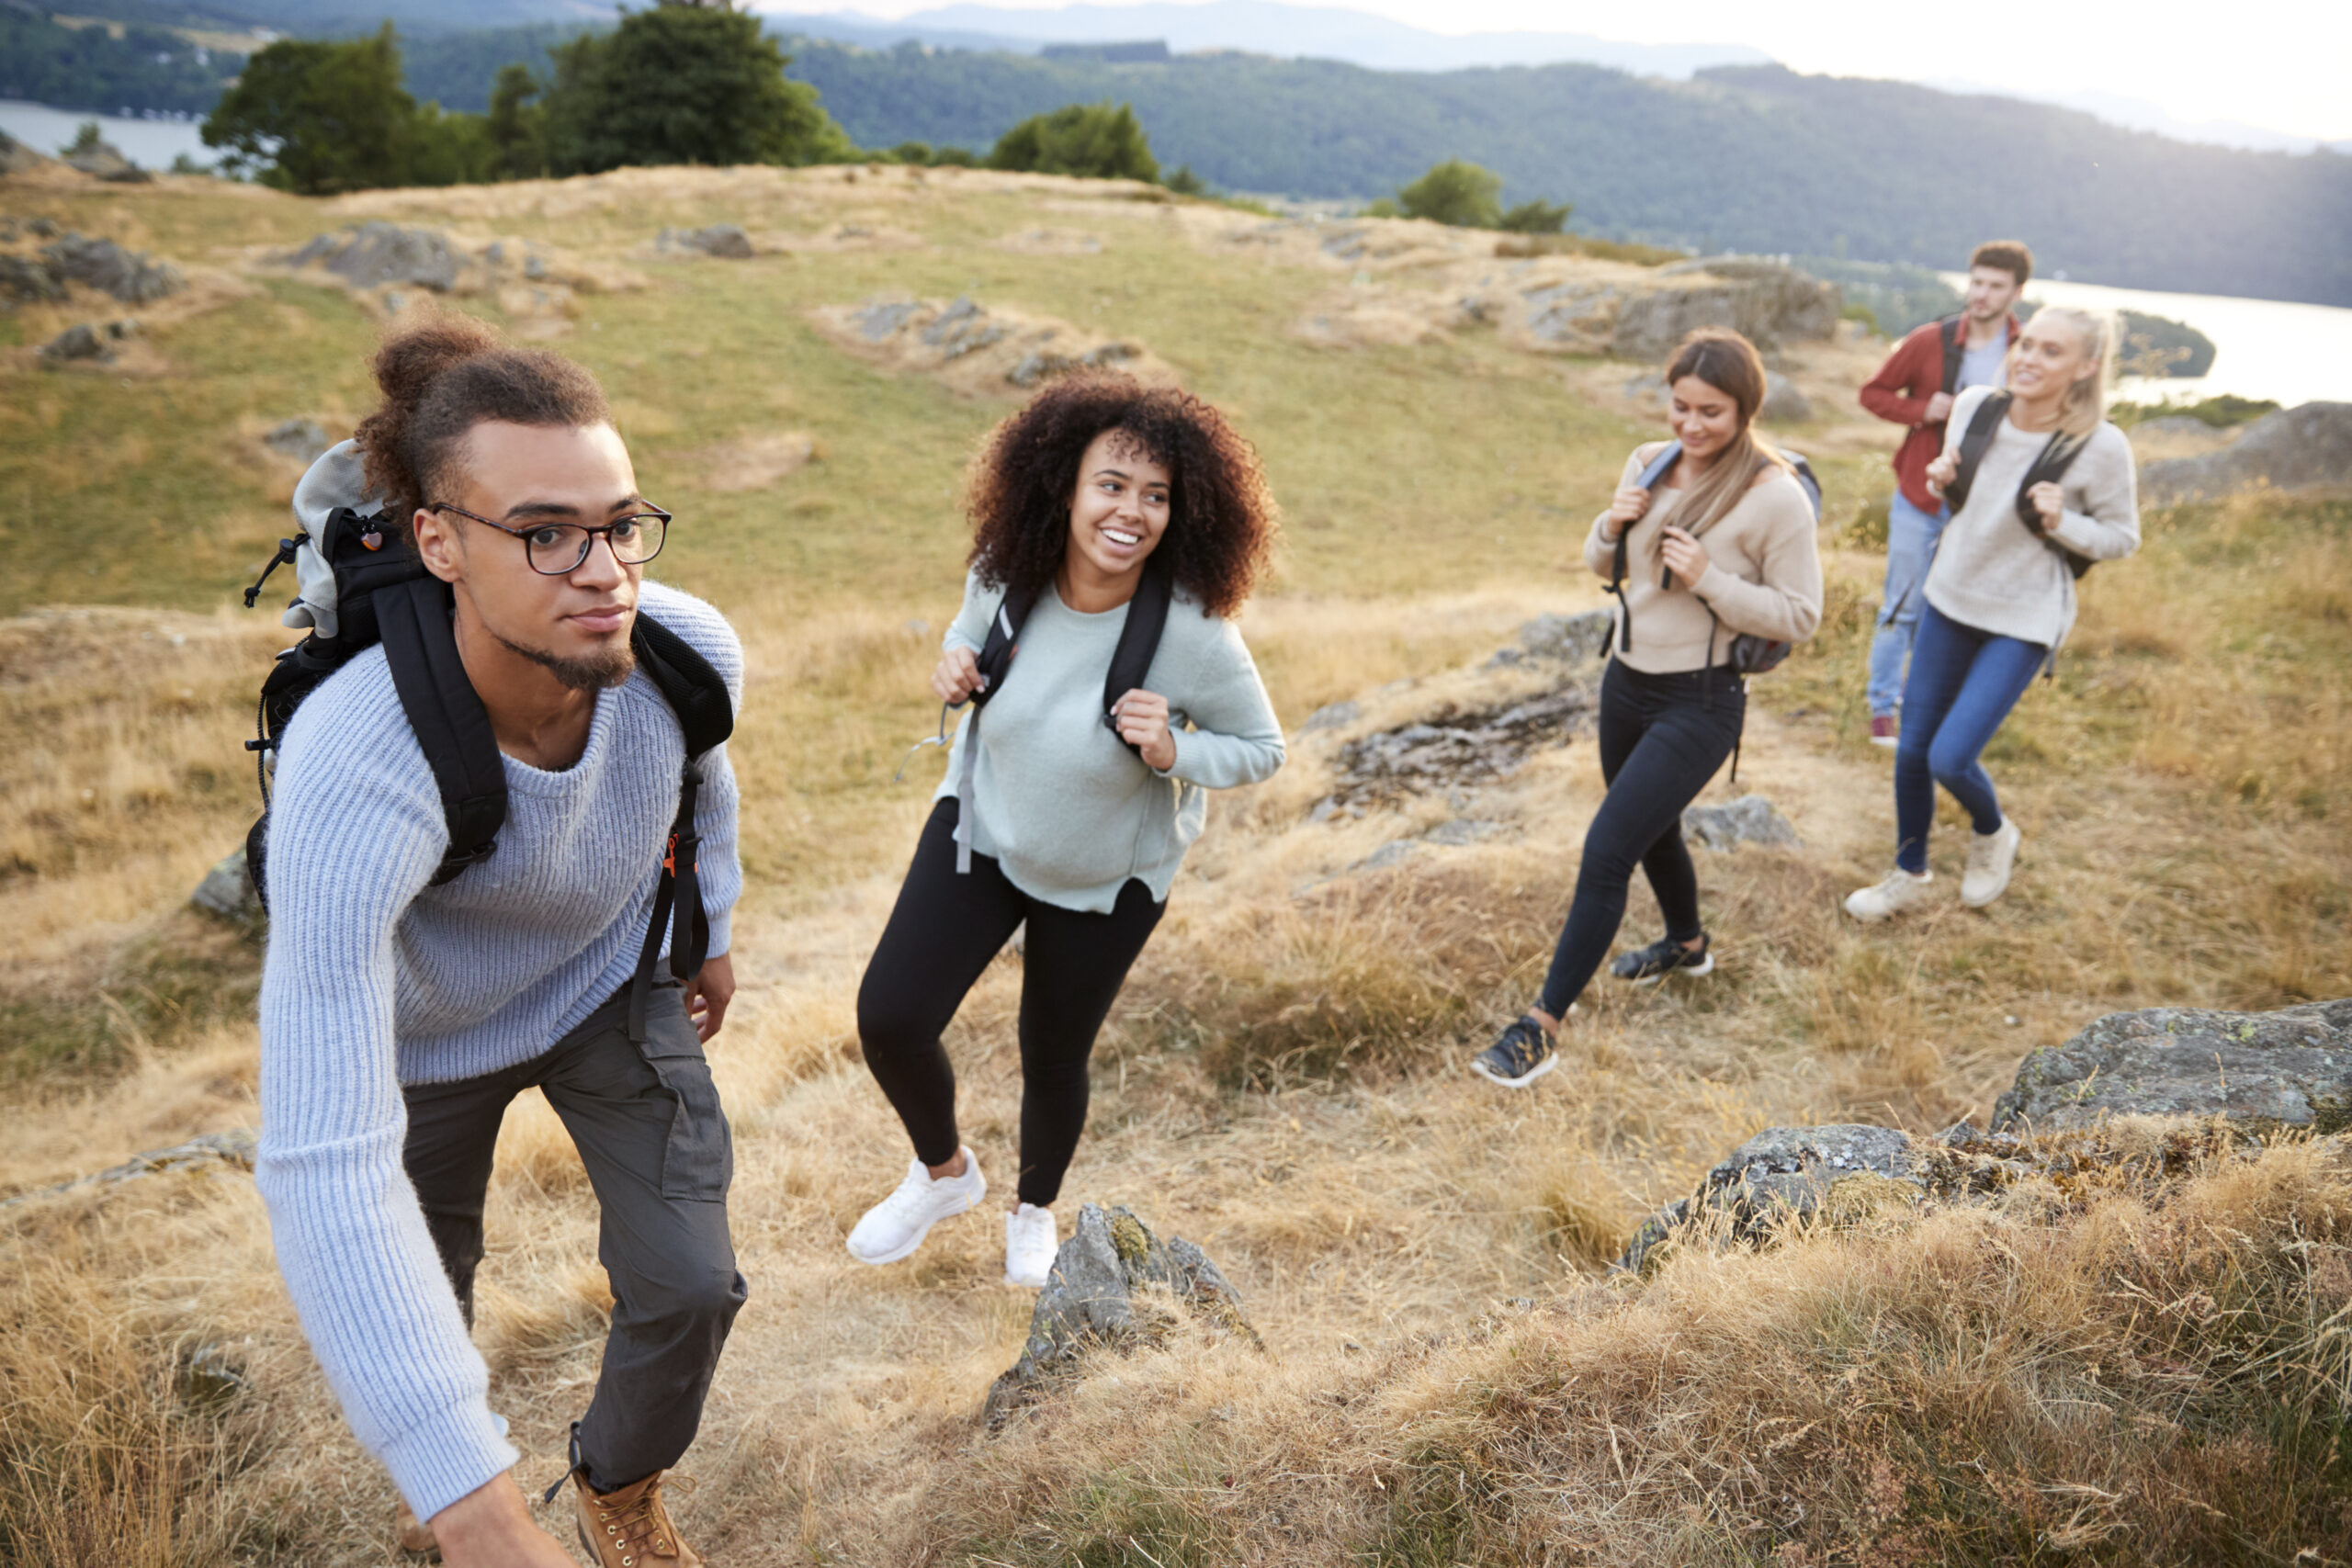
[38,318,139,365]
[2139,402,2352,505]
[2,1129,256,1210]
[190,847,264,930]
[1489,609,1614,669]
[1612,256,1840,362]
[3,233,186,305]
[1681,793,1799,851]
[1619,998,2352,1274]
[283,222,463,291]
[983,1203,1258,1427]
[1,130,57,176]
[1318,682,1595,813]
[260,418,332,466]
[1993,998,2352,1133]
[812,293,1167,395]
[62,136,152,184]
[1758,371,1812,423]
[657,223,755,259]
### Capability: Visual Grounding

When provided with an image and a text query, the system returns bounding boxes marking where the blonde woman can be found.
[1846,306,2140,921]
[1474,328,1823,1088]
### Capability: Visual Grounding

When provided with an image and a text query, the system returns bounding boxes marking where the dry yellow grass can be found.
[0,164,2346,1562]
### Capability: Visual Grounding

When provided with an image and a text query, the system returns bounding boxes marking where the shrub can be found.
[1497,197,1570,234]
[988,101,1159,182]
[1395,158,1500,229]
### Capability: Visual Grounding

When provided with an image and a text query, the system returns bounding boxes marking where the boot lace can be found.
[588,1475,693,1563]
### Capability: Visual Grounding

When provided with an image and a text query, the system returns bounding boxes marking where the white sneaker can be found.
[1004,1202,1057,1288]
[1961,820,2022,908]
[1845,868,1935,922]
[845,1149,986,1265]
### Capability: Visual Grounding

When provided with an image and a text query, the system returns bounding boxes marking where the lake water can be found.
[0,100,216,169]
[1942,271,2352,409]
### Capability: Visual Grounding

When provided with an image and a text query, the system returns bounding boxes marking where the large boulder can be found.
[983,1203,1258,1427]
[1993,998,2352,1133]
[191,847,264,931]
[284,222,464,291]
[2139,402,2352,505]
[1612,256,1841,362]
[40,234,184,304]
[62,136,151,184]
[657,223,754,259]
[1618,1123,1920,1275]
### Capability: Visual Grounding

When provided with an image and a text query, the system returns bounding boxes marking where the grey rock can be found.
[43,234,184,303]
[1327,678,1595,810]
[1513,610,1613,666]
[261,417,331,466]
[1681,794,1800,851]
[38,321,110,364]
[854,299,922,341]
[5,1129,259,1210]
[1007,340,1136,388]
[1351,839,1419,872]
[62,137,151,183]
[1,130,56,175]
[1992,998,2352,1134]
[1614,257,1840,362]
[2140,401,2352,504]
[1759,371,1812,423]
[1617,1123,1918,1275]
[1297,699,1361,734]
[984,1203,1258,1427]
[286,222,462,291]
[191,847,264,929]
[0,253,64,306]
[658,223,754,259]
[1422,818,1506,846]
[1521,279,1622,346]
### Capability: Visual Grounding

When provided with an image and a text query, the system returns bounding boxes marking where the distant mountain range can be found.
[755,2,1770,79]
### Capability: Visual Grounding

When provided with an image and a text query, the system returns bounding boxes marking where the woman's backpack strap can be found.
[1101,556,1172,748]
[376,576,508,886]
[1942,391,2012,513]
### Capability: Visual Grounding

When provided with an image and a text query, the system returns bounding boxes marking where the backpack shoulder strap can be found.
[631,611,734,757]
[376,576,507,886]
[1102,557,1173,749]
[970,579,1040,708]
[1939,315,1964,398]
[1943,391,2011,513]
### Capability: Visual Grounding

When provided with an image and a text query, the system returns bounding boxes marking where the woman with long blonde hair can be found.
[1846,305,2140,921]
[1474,327,1823,1088]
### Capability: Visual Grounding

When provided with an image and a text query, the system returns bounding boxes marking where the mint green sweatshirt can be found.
[933,569,1285,912]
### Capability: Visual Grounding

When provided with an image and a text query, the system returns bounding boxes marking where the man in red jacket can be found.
[1858,240,2031,745]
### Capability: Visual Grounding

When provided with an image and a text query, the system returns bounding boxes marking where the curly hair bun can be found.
[352,311,610,540]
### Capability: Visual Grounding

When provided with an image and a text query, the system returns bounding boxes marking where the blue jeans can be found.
[1866,492,1951,716]
[1894,605,2046,874]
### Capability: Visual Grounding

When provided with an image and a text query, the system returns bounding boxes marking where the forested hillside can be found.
[763,43,2352,305]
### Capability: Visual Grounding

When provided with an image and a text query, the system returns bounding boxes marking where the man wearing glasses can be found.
[256,321,742,1567]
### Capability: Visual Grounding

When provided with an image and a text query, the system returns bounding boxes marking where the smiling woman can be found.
[842,371,1287,1293]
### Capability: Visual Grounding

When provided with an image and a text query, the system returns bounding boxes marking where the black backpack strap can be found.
[2015,428,2096,581]
[624,612,737,1044]
[951,581,1038,875]
[1101,556,1172,750]
[1942,391,2011,513]
[1604,441,1684,654]
[1938,315,1963,399]
[376,576,507,886]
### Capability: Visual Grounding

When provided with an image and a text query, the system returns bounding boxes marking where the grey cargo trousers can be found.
[401,981,746,1494]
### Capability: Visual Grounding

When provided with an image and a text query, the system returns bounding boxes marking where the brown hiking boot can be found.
[571,1470,699,1567]
[393,1499,438,1558]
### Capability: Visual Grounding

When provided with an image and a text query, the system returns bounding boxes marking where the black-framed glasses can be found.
[428,501,671,575]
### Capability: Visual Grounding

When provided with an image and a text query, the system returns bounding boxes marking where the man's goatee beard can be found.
[497,631,636,692]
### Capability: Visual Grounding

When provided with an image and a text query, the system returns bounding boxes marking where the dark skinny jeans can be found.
[1894,603,2047,874]
[1534,659,1745,1020]
[857,800,1165,1208]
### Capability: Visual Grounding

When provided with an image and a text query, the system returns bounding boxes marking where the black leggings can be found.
[856,800,1165,1207]
[1535,660,1744,1019]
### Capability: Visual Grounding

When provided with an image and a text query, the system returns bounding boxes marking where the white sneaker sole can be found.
[1869,736,1898,749]
[1470,1052,1558,1089]
[1962,831,2021,908]
[846,1179,984,1266]
[1004,1266,1051,1289]
[1633,953,1715,987]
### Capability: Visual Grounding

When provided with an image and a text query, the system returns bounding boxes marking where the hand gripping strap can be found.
[1604,442,1687,653]
[376,576,507,886]
[1943,391,2011,513]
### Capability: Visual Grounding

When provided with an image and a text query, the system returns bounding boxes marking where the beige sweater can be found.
[1925,387,2140,649]
[1583,443,1825,674]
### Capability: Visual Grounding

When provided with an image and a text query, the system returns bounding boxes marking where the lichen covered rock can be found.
[1993,998,2352,1133]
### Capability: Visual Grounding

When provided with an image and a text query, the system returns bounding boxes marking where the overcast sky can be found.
[838,0,2352,142]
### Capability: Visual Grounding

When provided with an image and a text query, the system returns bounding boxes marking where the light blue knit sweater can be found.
[254,580,743,1522]
[934,570,1285,912]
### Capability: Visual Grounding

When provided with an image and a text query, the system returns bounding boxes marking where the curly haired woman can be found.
[845,373,1285,1288]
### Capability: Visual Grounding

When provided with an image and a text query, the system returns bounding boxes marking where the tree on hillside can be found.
[202,27,422,193]
[1498,197,1571,235]
[485,62,549,180]
[988,102,1158,183]
[1396,158,1501,229]
[539,0,850,175]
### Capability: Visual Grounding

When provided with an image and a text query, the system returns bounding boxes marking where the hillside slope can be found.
[0,165,2346,1562]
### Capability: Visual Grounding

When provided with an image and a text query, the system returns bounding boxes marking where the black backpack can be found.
[1937,313,1966,400]
[947,556,1172,873]
[1943,390,2096,580]
[241,507,733,1043]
